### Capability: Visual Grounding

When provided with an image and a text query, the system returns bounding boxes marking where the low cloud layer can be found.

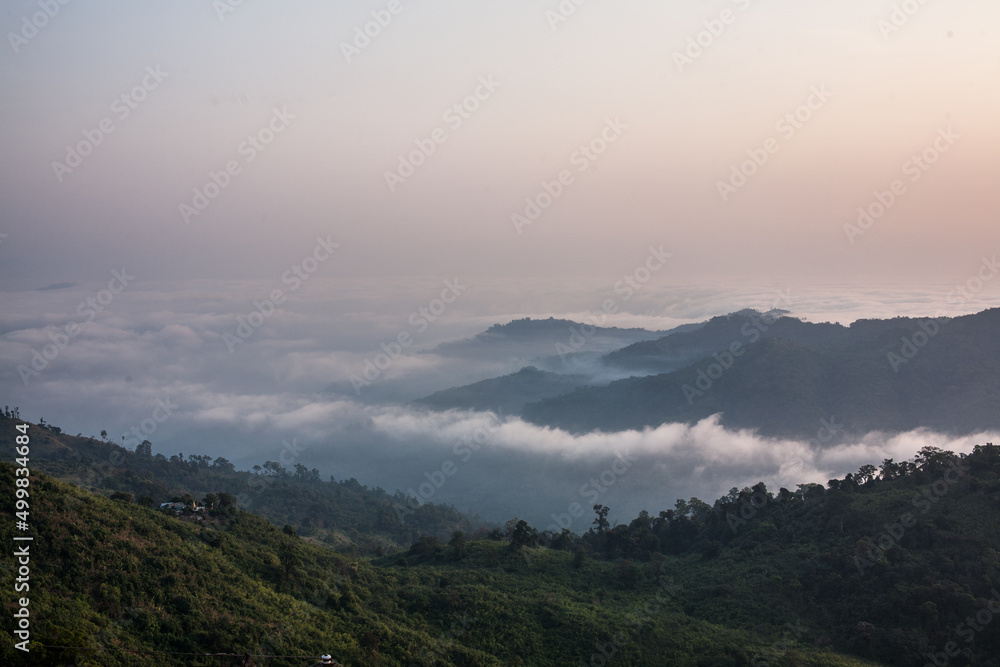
[1,278,997,526]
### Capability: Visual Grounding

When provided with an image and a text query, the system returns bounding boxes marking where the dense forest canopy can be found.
[4,408,1000,665]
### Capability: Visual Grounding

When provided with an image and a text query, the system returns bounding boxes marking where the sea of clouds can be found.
[1,276,997,525]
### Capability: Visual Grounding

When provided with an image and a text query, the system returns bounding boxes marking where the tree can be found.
[216,493,237,515]
[509,520,537,551]
[629,510,652,535]
[100,429,108,441]
[136,440,152,458]
[856,464,878,485]
[360,630,380,660]
[553,528,572,551]
[687,498,713,523]
[674,498,690,518]
[593,504,610,532]
[615,559,641,588]
[449,530,467,559]
[263,461,286,477]
[700,540,722,560]
[279,539,301,580]
[915,446,956,475]
[880,458,900,481]
[408,536,442,556]
[212,457,234,472]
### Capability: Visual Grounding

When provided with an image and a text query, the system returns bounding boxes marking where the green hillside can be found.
[1,462,882,667]
[0,418,479,555]
[5,412,1000,666]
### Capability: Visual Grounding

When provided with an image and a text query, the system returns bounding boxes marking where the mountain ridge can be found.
[523,309,1000,439]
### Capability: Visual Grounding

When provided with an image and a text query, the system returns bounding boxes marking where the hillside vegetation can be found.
[6,412,1000,665]
[1,462,886,667]
[0,418,478,555]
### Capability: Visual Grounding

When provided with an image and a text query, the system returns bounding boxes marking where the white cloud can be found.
[2,279,996,524]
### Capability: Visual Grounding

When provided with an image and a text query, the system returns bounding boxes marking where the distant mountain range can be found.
[428,316,677,364]
[417,308,1000,441]
[323,316,682,402]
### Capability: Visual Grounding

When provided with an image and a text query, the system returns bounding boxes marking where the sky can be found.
[1,0,998,286]
[2,1,1000,524]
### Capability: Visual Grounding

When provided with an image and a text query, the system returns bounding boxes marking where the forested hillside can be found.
[5,408,1000,665]
[0,416,478,554]
[1,463,882,667]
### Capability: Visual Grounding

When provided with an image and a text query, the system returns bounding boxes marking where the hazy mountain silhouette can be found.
[523,309,1000,440]
[600,308,900,374]
[429,316,673,364]
[412,365,594,415]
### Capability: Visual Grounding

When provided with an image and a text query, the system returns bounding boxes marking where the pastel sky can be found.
[1,0,998,288]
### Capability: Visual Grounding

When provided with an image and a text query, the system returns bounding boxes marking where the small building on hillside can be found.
[159,502,187,511]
